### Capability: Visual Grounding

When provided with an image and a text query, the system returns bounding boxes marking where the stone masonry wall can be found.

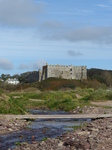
[40,64,87,81]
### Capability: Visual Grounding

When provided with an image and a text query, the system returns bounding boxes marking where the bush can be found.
[89,89,107,101]
[106,91,112,100]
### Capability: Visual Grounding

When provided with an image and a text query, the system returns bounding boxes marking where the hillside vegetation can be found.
[88,68,112,87]
[0,68,112,114]
[34,77,106,91]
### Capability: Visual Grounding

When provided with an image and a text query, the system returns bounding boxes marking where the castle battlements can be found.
[38,63,87,81]
[48,64,86,68]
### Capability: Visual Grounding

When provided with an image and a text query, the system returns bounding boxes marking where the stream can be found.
[0,110,91,150]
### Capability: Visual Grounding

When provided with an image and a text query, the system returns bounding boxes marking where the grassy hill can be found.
[88,68,112,87]
[33,77,106,91]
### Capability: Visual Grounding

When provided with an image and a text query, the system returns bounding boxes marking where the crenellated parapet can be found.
[38,63,87,81]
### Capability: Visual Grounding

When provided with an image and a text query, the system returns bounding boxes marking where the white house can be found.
[5,78,20,85]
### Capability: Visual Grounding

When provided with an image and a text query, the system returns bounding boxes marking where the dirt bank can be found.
[91,100,112,107]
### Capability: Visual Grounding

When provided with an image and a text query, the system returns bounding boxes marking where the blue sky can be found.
[0,0,112,75]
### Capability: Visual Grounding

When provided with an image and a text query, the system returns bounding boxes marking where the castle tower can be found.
[38,69,42,81]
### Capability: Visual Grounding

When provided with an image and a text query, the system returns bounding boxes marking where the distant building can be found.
[38,63,87,81]
[5,78,20,85]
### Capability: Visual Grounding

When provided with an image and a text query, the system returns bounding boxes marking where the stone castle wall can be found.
[39,64,87,81]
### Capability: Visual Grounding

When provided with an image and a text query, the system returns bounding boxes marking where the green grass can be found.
[89,89,112,101]
[42,137,48,141]
[7,89,92,112]
[70,122,87,131]
[0,97,27,114]
[1,88,112,114]
[15,142,21,146]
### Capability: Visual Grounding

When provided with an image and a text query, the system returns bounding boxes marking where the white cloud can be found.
[67,50,82,57]
[42,26,112,44]
[0,59,14,70]
[0,0,44,27]
[18,60,46,70]
[1,0,111,45]
[40,20,64,30]
[97,4,110,8]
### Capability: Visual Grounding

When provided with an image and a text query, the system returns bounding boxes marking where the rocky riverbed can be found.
[13,117,112,150]
[0,106,112,150]
[0,106,111,135]
[0,116,29,135]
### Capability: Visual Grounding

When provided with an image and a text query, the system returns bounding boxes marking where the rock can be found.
[58,141,63,147]
[106,125,112,129]
[89,128,99,132]
[8,128,13,132]
[77,106,80,109]
[77,131,90,136]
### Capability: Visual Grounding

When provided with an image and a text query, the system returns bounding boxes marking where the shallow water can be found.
[0,110,91,150]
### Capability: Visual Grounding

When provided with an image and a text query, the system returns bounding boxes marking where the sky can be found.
[0,0,112,75]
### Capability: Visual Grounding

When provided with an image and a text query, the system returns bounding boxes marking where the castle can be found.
[38,63,87,81]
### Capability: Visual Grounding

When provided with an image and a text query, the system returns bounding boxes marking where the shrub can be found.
[89,89,107,101]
